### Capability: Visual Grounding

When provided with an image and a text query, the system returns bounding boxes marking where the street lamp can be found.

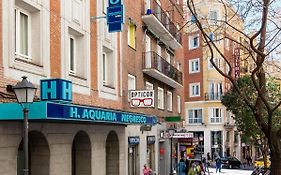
[13,76,37,175]
[168,128,175,175]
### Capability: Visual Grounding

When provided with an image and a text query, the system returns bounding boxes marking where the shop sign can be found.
[165,116,181,122]
[147,136,156,144]
[128,136,140,145]
[0,102,157,125]
[172,132,193,138]
[40,79,72,102]
[129,90,154,108]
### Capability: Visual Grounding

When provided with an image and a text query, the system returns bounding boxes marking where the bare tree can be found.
[185,0,281,174]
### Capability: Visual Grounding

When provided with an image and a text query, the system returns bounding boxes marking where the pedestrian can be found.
[187,161,196,175]
[143,164,152,175]
[185,158,190,174]
[246,154,252,167]
[202,157,209,174]
[178,157,186,175]
[207,152,211,166]
[215,156,222,173]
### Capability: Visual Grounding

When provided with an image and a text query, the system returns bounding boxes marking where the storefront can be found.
[0,79,157,175]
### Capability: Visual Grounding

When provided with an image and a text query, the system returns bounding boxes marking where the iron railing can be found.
[142,51,183,85]
[144,0,182,44]
[205,93,223,101]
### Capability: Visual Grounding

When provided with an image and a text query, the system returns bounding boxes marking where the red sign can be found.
[234,48,240,79]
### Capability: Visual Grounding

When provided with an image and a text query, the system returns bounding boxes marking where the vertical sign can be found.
[107,0,124,32]
[234,48,240,79]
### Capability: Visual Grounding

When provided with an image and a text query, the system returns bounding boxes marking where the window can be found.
[190,83,200,97]
[167,91,172,111]
[157,87,164,109]
[189,58,200,73]
[189,34,199,49]
[209,33,215,41]
[188,109,203,124]
[225,38,229,50]
[102,0,107,14]
[128,22,136,49]
[209,10,218,23]
[210,108,223,123]
[15,7,31,60]
[128,74,136,91]
[191,15,196,23]
[146,82,154,90]
[208,82,223,100]
[177,95,181,113]
[69,36,76,74]
[208,57,222,69]
[102,48,115,88]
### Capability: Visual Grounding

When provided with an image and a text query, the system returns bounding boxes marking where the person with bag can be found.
[215,156,222,173]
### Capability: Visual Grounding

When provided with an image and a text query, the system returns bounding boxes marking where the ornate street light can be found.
[168,128,175,175]
[13,76,36,175]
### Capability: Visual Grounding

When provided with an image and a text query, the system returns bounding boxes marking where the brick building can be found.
[0,0,184,175]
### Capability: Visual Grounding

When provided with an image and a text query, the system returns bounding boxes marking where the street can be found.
[207,168,253,175]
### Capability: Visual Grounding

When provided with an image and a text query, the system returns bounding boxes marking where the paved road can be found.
[206,168,253,175]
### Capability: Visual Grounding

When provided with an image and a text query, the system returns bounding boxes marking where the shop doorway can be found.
[72,131,91,175]
[17,131,50,175]
[106,131,119,175]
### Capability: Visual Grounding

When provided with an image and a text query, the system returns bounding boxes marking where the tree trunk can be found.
[270,136,281,175]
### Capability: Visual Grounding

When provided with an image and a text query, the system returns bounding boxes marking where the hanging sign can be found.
[107,0,124,32]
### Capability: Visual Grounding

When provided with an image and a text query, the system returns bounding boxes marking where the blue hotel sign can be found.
[107,0,124,32]
[40,79,72,102]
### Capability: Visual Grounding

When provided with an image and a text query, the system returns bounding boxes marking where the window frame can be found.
[145,81,154,90]
[14,6,32,60]
[157,87,164,109]
[128,74,136,91]
[167,91,173,112]
[189,83,200,97]
[210,107,223,123]
[128,22,136,49]
[69,35,77,75]
[187,108,203,124]
[189,58,200,73]
[189,34,200,50]
[177,95,181,113]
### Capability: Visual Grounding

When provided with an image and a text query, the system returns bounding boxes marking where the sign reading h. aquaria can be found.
[47,103,156,125]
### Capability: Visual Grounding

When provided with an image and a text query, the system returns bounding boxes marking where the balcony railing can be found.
[142,0,182,49]
[142,51,182,87]
[205,93,223,101]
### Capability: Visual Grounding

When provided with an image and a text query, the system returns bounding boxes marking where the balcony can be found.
[142,0,182,49]
[224,122,235,130]
[142,51,183,88]
[205,93,223,101]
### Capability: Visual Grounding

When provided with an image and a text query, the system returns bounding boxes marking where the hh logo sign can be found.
[40,79,72,102]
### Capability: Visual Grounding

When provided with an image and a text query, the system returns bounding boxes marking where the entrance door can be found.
[128,146,139,175]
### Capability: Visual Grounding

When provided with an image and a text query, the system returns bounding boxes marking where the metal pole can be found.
[23,108,29,175]
[170,137,173,175]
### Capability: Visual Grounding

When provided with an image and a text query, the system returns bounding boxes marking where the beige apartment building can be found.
[183,0,245,161]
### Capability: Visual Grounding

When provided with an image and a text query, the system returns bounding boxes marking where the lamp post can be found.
[13,76,37,175]
[168,128,175,175]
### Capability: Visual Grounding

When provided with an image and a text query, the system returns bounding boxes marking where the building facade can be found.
[0,0,184,175]
[183,0,244,160]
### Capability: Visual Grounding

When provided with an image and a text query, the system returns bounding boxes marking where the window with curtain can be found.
[188,109,203,124]
[128,22,136,49]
